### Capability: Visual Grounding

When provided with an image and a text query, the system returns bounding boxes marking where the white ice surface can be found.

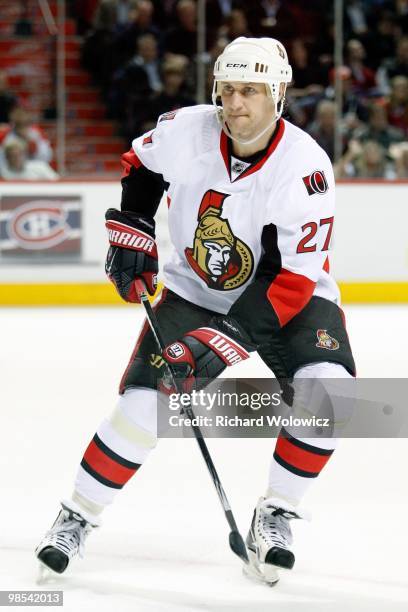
[1,305,408,611]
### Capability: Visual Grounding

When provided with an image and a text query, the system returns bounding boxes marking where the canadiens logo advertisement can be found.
[185,190,254,290]
[315,329,339,351]
[0,196,82,258]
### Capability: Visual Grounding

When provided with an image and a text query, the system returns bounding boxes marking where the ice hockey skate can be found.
[35,499,99,580]
[244,496,309,586]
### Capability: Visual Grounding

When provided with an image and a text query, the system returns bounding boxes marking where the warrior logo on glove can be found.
[185,190,253,291]
[105,208,158,303]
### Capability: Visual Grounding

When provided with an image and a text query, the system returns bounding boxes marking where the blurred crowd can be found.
[1,0,408,180]
[0,96,58,180]
[75,0,408,179]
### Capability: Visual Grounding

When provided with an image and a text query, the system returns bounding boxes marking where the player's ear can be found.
[279,82,286,101]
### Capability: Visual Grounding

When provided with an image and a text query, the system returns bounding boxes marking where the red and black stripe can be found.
[81,433,141,489]
[273,428,334,478]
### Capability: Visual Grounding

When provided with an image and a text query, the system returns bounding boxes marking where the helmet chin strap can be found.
[215,95,285,147]
[222,116,278,146]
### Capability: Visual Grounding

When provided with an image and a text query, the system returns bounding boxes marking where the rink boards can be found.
[0,180,407,305]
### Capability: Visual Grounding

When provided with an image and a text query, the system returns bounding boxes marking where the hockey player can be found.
[36,37,355,585]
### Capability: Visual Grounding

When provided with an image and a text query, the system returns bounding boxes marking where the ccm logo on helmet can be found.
[302,170,329,196]
[226,63,249,68]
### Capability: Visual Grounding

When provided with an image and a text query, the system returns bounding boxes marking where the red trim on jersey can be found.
[267,268,316,327]
[121,148,143,178]
[83,439,137,486]
[220,130,229,174]
[275,435,332,474]
[219,119,285,182]
[119,288,168,393]
[323,256,330,273]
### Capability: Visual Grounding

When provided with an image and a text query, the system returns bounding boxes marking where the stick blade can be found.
[229,530,249,563]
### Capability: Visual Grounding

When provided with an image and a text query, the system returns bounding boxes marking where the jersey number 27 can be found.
[296,216,334,253]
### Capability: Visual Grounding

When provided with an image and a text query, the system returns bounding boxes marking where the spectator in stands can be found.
[147,55,195,122]
[98,0,139,28]
[82,0,121,92]
[390,142,408,178]
[344,0,369,38]
[0,108,53,163]
[0,139,58,180]
[345,39,377,94]
[385,75,408,135]
[113,0,162,68]
[352,103,404,149]
[0,71,17,124]
[335,139,396,179]
[306,100,336,162]
[220,8,252,41]
[395,0,408,34]
[110,33,161,139]
[205,0,234,40]
[327,66,369,129]
[377,36,408,93]
[244,0,296,40]
[289,39,327,103]
[361,10,396,72]
[165,0,197,57]
[129,33,162,92]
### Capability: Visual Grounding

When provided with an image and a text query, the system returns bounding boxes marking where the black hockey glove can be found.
[162,316,254,392]
[105,208,158,303]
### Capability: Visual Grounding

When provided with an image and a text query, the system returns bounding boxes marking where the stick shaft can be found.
[134,281,240,533]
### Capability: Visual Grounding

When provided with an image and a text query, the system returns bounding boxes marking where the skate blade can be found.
[36,562,59,585]
[243,549,280,586]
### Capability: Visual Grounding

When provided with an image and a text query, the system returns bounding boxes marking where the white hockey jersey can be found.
[131,105,340,327]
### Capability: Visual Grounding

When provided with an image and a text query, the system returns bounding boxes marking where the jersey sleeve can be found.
[229,139,335,345]
[120,106,212,215]
[131,106,211,183]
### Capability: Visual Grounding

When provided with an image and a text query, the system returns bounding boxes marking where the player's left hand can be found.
[162,316,254,392]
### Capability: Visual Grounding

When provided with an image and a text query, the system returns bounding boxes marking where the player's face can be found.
[220,81,275,140]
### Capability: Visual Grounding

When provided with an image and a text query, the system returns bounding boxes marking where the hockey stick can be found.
[134,279,248,564]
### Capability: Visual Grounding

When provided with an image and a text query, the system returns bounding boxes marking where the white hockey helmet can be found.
[212,36,292,122]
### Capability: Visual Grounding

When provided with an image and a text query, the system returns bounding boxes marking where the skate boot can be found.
[244,496,309,586]
[35,499,99,575]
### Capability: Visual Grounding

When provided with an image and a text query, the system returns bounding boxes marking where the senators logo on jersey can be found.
[302,170,328,196]
[315,329,339,350]
[185,190,253,291]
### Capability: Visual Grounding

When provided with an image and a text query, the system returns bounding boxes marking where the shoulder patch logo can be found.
[316,329,339,351]
[158,110,179,123]
[303,170,328,195]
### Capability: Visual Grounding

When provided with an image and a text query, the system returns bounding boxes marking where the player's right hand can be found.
[105,208,158,303]
[162,316,253,392]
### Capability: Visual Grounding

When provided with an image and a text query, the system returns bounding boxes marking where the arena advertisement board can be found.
[0,195,82,261]
[0,181,406,304]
